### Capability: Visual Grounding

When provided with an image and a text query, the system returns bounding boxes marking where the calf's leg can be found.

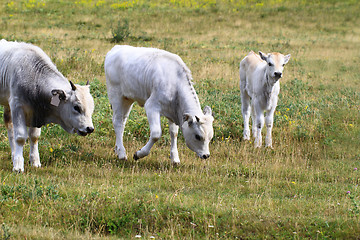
[251,104,258,139]
[265,107,276,148]
[134,100,161,160]
[241,91,251,141]
[253,104,264,148]
[169,120,180,164]
[4,107,15,161]
[29,127,41,167]
[10,100,28,172]
[111,96,134,160]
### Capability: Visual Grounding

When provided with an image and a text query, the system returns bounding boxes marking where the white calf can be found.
[240,51,290,148]
[105,45,214,164]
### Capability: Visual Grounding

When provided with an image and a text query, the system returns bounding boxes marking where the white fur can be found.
[240,51,290,148]
[0,39,94,172]
[105,45,214,164]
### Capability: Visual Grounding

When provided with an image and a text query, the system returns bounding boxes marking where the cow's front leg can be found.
[29,127,41,167]
[10,102,27,172]
[254,106,264,148]
[169,120,180,164]
[134,106,161,160]
[265,107,276,148]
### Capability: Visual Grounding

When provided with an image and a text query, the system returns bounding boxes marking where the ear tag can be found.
[50,94,60,107]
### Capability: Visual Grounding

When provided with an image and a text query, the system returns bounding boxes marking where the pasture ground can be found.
[0,0,360,239]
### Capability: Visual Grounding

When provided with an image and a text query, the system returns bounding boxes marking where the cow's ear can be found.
[69,81,77,91]
[259,51,267,61]
[284,54,291,65]
[203,106,212,116]
[51,90,66,101]
[183,114,193,126]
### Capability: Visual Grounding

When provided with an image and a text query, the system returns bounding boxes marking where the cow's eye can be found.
[74,105,81,113]
[195,134,201,141]
[268,62,273,67]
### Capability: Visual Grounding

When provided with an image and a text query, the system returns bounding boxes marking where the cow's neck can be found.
[174,83,202,126]
[261,71,277,104]
[30,74,70,127]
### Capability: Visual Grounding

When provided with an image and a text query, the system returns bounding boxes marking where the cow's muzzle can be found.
[77,127,94,136]
[198,153,210,159]
[273,72,282,80]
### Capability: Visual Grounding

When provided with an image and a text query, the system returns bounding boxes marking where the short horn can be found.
[86,80,90,85]
[69,81,76,91]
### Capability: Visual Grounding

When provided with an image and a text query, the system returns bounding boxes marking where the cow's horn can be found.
[69,81,76,90]
[86,80,90,85]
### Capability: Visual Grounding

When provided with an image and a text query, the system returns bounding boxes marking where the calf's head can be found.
[259,51,291,82]
[51,81,95,136]
[182,106,214,159]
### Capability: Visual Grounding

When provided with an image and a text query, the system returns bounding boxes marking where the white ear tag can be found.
[50,94,60,107]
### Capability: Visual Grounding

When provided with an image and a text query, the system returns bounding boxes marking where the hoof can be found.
[172,161,180,167]
[30,161,41,168]
[133,153,139,161]
[12,168,23,173]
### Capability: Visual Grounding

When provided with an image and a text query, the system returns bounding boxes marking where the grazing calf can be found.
[105,45,214,164]
[240,51,290,148]
[0,39,95,172]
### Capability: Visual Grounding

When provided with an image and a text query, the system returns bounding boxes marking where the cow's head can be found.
[259,51,291,82]
[182,106,214,159]
[51,81,94,136]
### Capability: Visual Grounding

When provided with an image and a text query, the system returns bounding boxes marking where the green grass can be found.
[1,0,360,239]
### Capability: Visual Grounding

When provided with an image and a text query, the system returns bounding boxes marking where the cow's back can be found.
[0,40,57,72]
[105,45,188,106]
[240,51,266,96]
[0,40,67,122]
[0,40,60,88]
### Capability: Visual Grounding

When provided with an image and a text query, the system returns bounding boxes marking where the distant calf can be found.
[240,51,290,148]
[0,40,95,172]
[105,45,214,164]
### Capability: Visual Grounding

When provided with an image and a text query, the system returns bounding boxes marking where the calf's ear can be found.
[259,51,268,61]
[183,113,194,126]
[203,106,212,116]
[284,54,291,64]
[50,89,67,106]
[51,90,66,101]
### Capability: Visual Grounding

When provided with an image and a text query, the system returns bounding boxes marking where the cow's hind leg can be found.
[169,120,180,165]
[4,107,15,162]
[9,101,28,172]
[29,127,41,167]
[111,96,134,160]
[241,91,251,141]
[134,99,161,160]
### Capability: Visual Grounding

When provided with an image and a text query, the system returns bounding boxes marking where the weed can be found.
[348,192,360,217]
[111,19,130,43]
[1,223,11,240]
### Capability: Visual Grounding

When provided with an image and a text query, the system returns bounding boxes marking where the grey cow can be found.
[0,40,94,172]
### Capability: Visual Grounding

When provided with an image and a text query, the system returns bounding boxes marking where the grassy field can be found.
[1,0,360,239]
